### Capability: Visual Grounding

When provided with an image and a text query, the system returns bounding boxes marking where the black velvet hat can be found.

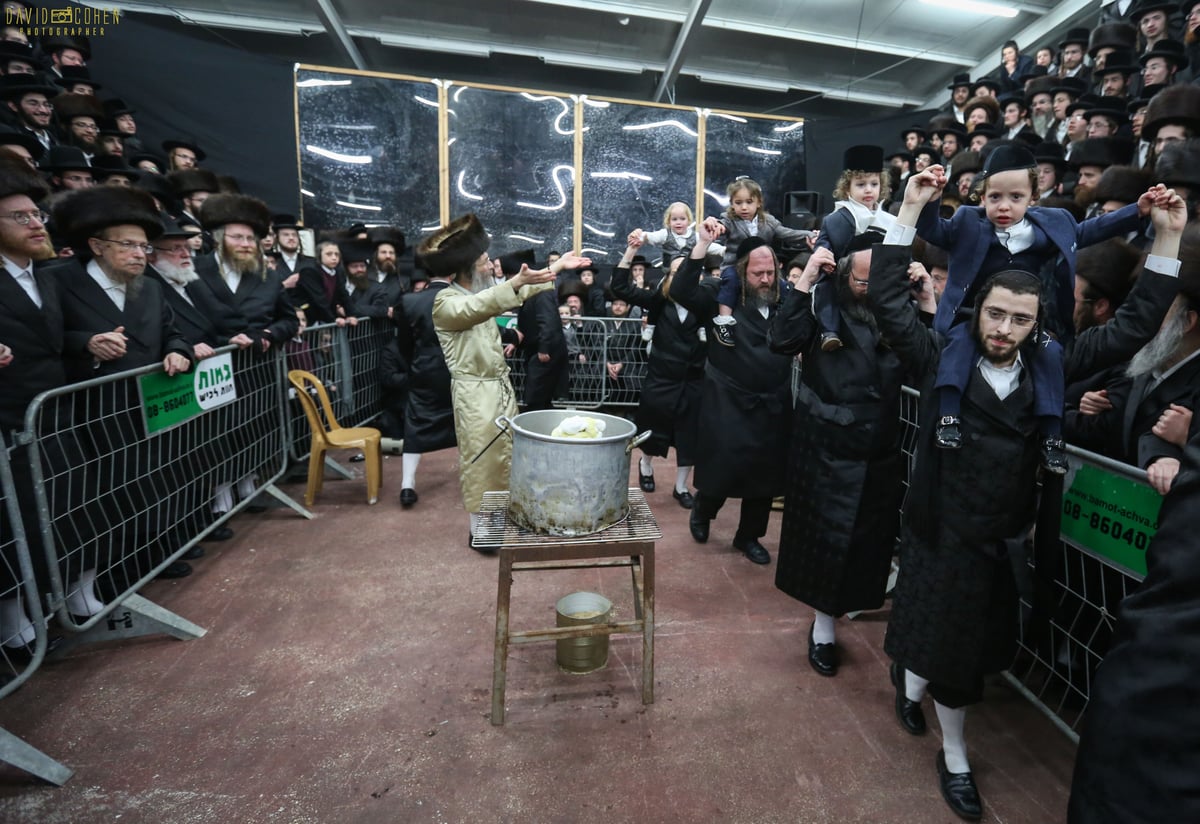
[416,213,490,277]
[843,144,884,172]
[498,248,536,276]
[977,144,1036,181]
[945,72,971,90]
[1069,137,1135,170]
[1088,22,1138,58]
[1059,27,1091,49]
[1033,141,1069,171]
[1140,39,1189,70]
[735,236,771,260]
[338,238,374,264]
[53,186,163,247]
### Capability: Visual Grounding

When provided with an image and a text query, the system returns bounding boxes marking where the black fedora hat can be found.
[0,125,43,161]
[135,173,176,207]
[1033,141,1069,171]
[0,39,35,66]
[1127,83,1167,115]
[1049,76,1089,99]
[886,147,915,164]
[945,72,972,90]
[40,35,91,61]
[1059,27,1091,49]
[1140,39,1189,70]
[1129,0,1176,23]
[1082,100,1130,125]
[968,123,1003,141]
[0,71,57,101]
[900,125,926,141]
[161,137,206,162]
[996,91,1028,112]
[1069,137,1135,170]
[1065,93,1106,118]
[932,122,969,141]
[157,214,196,239]
[91,155,141,183]
[128,152,165,174]
[1092,50,1140,78]
[971,77,1003,95]
[38,145,92,174]
[55,65,101,92]
[271,213,300,231]
[102,97,136,117]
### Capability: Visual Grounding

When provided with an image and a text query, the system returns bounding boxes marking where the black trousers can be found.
[523,351,568,411]
[693,492,772,541]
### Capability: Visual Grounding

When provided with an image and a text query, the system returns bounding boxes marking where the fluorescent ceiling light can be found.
[456,170,484,202]
[583,223,616,238]
[580,248,610,256]
[919,0,1019,17]
[748,147,782,156]
[509,233,545,244]
[306,145,372,164]
[296,79,352,88]
[590,171,653,181]
[623,120,699,137]
[773,122,804,133]
[543,55,645,74]
[698,73,791,94]
[336,200,382,212]
[374,33,492,58]
[516,165,574,212]
[300,189,315,197]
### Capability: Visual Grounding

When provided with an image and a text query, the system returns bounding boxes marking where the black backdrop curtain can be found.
[88,11,299,216]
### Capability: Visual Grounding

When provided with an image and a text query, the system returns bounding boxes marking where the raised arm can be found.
[431,254,582,332]
[670,220,722,317]
[610,238,660,309]
[768,246,832,356]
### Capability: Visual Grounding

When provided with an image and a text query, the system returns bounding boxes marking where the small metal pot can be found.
[495,410,651,537]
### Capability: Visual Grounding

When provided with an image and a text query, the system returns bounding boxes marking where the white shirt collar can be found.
[87,258,126,310]
[835,198,896,235]
[976,351,1024,401]
[994,218,1034,254]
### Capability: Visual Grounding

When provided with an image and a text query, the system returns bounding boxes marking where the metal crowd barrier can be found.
[502,315,649,409]
[0,444,71,784]
[893,386,1150,743]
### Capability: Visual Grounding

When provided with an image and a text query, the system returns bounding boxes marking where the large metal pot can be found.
[495,409,650,537]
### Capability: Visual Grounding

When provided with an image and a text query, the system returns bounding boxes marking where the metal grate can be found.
[477,488,661,547]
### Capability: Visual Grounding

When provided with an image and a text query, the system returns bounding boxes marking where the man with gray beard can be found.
[1066,233,1199,474]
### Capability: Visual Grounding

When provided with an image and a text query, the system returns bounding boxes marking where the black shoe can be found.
[935,416,963,449]
[207,526,234,542]
[1040,436,1068,475]
[639,471,655,493]
[400,488,418,507]
[807,621,838,677]
[157,561,192,580]
[672,488,694,509]
[937,750,982,821]
[733,535,771,565]
[890,661,927,735]
[349,453,366,463]
[713,323,735,347]
[819,332,843,352]
[181,545,206,561]
[689,507,709,543]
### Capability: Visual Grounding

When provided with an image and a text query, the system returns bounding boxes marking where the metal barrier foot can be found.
[260,482,315,519]
[324,455,354,480]
[0,726,73,785]
[51,593,206,656]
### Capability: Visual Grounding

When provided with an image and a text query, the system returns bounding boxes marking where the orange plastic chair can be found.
[287,369,382,505]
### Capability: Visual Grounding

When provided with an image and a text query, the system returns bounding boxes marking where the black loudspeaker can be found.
[785,190,823,216]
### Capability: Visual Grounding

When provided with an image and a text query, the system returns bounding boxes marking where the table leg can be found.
[641,545,655,704]
[491,547,515,725]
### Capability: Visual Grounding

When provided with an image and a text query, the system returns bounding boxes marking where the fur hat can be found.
[1154,139,1200,189]
[1142,84,1200,142]
[167,168,220,196]
[557,278,590,302]
[135,173,176,208]
[1023,75,1057,102]
[1088,22,1138,58]
[1178,227,1200,306]
[52,187,163,247]
[950,151,983,184]
[416,213,489,277]
[198,192,272,236]
[271,213,300,231]
[963,95,1001,125]
[843,144,884,172]
[52,92,104,124]
[367,225,406,253]
[0,153,47,202]
[1090,165,1153,207]
[1076,239,1140,306]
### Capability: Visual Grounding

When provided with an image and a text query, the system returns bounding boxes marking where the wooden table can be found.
[477,488,661,725]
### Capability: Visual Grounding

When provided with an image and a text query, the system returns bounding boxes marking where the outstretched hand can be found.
[553,251,592,272]
[512,263,557,290]
[698,217,725,246]
[1144,185,1187,235]
[903,165,947,207]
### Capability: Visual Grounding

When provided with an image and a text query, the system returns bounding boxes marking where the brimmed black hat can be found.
[498,248,536,276]
[0,125,43,161]
[0,152,47,201]
[38,145,91,174]
[845,229,885,254]
[91,155,141,183]
[1069,137,1135,170]
[53,187,163,248]
[1127,83,1167,115]
[1081,100,1130,126]
[1142,84,1200,141]
[1088,22,1138,58]
[135,173,175,207]
[271,213,300,231]
[900,125,926,141]
[128,152,164,173]
[338,238,374,265]
[41,35,90,61]
[1065,93,1105,118]
[366,225,406,253]
[102,97,135,117]
[1059,27,1091,49]
[968,124,1003,141]
[843,144,884,172]
[946,72,972,90]
[971,77,1003,96]
[157,215,195,239]
[0,39,35,66]
[977,144,1036,182]
[557,279,590,302]
[416,214,490,277]
[1033,141,1069,171]
[1049,76,1089,99]
[161,137,206,162]
[1093,49,1140,78]
[0,71,57,101]
[1154,139,1200,189]
[912,143,938,160]
[55,65,101,92]
[1140,39,1189,70]
[167,168,220,197]
[886,148,915,165]
[199,193,272,236]
[996,91,1028,113]
[932,122,969,141]
[1130,0,1176,23]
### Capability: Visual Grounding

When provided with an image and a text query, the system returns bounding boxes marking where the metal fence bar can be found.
[21,343,291,645]
[0,444,72,784]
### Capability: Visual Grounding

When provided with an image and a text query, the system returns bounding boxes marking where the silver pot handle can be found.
[626,430,652,454]
[494,415,512,432]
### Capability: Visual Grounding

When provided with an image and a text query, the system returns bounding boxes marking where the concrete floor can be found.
[0,448,1076,823]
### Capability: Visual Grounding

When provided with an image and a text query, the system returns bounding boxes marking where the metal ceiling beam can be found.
[917,0,1096,109]
[311,0,367,71]
[653,0,713,102]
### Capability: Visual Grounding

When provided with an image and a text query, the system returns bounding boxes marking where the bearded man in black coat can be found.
[670,224,792,565]
[769,234,922,678]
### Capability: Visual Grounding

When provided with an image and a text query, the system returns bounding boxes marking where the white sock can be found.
[469,512,480,534]
[935,701,970,773]
[812,610,836,645]
[639,456,653,476]
[402,453,421,489]
[0,597,35,647]
[65,568,105,616]
[237,473,257,499]
[675,466,691,494]
[905,669,929,703]
[212,483,233,515]
[713,314,736,326]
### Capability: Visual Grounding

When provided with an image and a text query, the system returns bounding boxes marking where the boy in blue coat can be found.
[913,144,1154,473]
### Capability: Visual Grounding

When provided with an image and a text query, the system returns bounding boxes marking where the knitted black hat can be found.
[416,213,490,277]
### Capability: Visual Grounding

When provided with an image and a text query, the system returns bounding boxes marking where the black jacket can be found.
[194,253,298,345]
[0,263,67,439]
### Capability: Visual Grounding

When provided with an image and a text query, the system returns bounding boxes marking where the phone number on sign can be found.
[1063,500,1150,549]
